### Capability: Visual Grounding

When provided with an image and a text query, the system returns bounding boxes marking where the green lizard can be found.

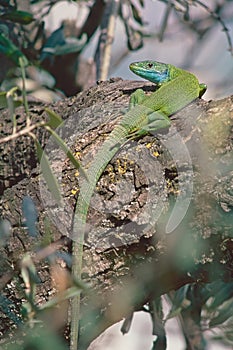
[70,60,207,349]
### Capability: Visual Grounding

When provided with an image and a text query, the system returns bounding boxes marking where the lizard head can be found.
[129,60,171,85]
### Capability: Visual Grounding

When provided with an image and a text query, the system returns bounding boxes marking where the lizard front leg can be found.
[129,89,171,137]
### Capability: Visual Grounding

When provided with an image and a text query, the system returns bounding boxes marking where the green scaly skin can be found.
[70,60,207,349]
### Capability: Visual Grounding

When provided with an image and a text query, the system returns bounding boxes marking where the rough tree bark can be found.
[0,79,233,349]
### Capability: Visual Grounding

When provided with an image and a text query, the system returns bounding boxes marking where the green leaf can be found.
[209,282,233,309]
[166,306,183,320]
[20,254,41,322]
[50,35,87,56]
[0,10,34,24]
[44,124,88,181]
[166,285,191,320]
[0,90,22,109]
[131,3,143,26]
[35,138,62,204]
[0,32,28,66]
[44,108,63,129]
[41,217,53,246]
[209,298,233,327]
[41,33,87,59]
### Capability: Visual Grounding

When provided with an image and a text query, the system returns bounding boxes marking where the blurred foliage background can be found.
[1,0,233,101]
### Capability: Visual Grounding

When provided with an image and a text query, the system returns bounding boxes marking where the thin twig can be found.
[158,0,173,41]
[6,87,18,135]
[19,58,30,127]
[0,121,46,144]
[95,0,120,80]
[194,0,233,54]
[158,0,233,54]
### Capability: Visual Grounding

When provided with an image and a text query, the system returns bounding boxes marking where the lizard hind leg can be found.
[126,110,171,140]
[134,110,171,138]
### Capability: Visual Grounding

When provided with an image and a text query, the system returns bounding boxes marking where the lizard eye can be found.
[147,62,153,69]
